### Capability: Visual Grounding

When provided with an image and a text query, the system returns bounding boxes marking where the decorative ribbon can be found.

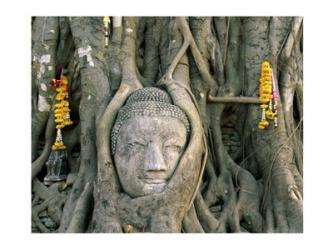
[271,69,279,127]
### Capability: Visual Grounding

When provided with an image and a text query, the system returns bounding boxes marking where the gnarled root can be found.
[32,179,69,233]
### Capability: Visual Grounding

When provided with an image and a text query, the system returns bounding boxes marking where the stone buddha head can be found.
[111,87,190,198]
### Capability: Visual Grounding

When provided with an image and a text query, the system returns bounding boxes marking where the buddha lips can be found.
[51,68,73,150]
[258,61,278,129]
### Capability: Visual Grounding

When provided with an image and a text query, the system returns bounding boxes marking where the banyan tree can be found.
[31,16,303,233]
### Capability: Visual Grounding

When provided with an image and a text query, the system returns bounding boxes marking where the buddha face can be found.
[114,116,187,198]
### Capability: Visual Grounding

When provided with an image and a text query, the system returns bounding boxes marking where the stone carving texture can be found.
[111,87,190,197]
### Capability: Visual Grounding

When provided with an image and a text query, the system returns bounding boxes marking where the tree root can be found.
[194,192,219,232]
[201,157,218,207]
[31,111,49,160]
[162,18,207,210]
[182,204,205,233]
[108,17,122,95]
[177,17,217,91]
[31,115,55,180]
[142,17,162,85]
[32,180,68,233]
[66,182,93,233]
[280,17,303,61]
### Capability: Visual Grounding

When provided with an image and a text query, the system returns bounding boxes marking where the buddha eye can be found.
[164,144,181,153]
[128,141,146,149]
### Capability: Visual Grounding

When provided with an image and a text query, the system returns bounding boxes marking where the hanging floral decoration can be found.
[103,16,110,47]
[51,68,73,150]
[258,60,278,129]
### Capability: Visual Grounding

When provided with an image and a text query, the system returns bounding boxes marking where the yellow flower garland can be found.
[258,61,277,129]
[51,69,73,150]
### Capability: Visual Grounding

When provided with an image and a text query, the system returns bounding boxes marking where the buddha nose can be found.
[144,141,167,172]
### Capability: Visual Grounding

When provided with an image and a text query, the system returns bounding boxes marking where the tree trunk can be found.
[31,16,303,233]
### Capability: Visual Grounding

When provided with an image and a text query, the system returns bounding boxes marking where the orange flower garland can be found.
[51,69,73,150]
[258,61,277,129]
